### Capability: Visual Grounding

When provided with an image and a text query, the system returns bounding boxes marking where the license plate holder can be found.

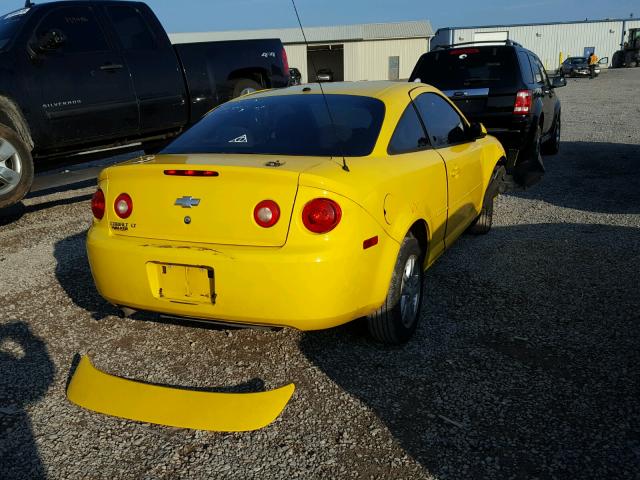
[149,263,215,304]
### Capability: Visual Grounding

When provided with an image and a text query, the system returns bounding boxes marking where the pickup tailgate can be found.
[102,154,326,247]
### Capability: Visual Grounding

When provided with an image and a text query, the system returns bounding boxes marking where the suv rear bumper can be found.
[486,117,535,155]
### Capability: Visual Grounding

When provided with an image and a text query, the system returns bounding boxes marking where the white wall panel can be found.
[283,44,307,82]
[344,38,428,81]
[452,21,627,69]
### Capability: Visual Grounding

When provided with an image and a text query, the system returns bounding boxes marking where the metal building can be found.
[432,19,640,70]
[169,22,433,83]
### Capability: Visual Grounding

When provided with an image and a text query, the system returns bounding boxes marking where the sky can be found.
[6,0,638,32]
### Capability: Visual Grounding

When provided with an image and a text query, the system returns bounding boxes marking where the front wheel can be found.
[0,123,33,210]
[367,233,424,345]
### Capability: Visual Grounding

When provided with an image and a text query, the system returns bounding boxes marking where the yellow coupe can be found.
[87,81,506,344]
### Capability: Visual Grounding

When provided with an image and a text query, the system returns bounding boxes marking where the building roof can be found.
[437,17,636,32]
[170,21,433,45]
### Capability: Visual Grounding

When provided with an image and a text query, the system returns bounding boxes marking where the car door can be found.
[385,98,448,265]
[411,91,484,244]
[102,4,187,135]
[26,5,138,148]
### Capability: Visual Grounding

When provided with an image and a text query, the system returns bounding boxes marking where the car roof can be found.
[245,81,439,101]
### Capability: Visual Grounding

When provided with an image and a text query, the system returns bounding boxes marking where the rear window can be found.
[163,94,385,157]
[411,47,518,90]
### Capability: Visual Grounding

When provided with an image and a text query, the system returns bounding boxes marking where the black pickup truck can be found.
[0,1,289,209]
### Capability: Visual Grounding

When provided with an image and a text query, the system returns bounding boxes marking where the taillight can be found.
[91,189,105,220]
[282,47,289,75]
[254,200,280,228]
[514,90,532,114]
[164,170,219,177]
[114,193,133,219]
[449,48,479,55]
[302,198,342,234]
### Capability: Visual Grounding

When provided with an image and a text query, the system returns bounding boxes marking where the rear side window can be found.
[411,47,518,90]
[413,93,467,148]
[163,94,385,157]
[106,6,157,51]
[35,6,108,53]
[529,54,544,83]
[517,51,534,84]
[388,104,428,154]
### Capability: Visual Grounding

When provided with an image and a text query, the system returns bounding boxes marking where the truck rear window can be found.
[163,94,385,157]
[411,47,518,90]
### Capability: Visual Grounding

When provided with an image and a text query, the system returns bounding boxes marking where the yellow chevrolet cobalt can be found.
[87,81,506,344]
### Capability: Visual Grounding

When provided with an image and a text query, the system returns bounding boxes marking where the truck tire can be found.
[233,79,262,98]
[0,123,34,210]
[625,51,638,68]
[367,233,423,345]
[612,51,624,68]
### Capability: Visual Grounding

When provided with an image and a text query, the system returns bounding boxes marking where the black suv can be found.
[409,40,566,187]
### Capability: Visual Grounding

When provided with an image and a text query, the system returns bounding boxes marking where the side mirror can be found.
[34,29,66,53]
[468,122,487,140]
[598,57,609,65]
[551,75,567,88]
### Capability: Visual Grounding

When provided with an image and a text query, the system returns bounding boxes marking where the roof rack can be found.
[432,40,522,50]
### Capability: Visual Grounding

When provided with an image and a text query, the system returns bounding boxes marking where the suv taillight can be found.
[514,90,532,114]
[282,47,289,75]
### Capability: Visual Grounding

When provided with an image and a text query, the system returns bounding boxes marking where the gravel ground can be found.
[1,68,639,480]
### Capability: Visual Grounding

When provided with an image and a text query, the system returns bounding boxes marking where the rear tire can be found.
[514,123,544,187]
[367,233,423,345]
[542,114,561,155]
[233,79,262,98]
[0,123,33,210]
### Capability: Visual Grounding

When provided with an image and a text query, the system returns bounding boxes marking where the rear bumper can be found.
[87,225,399,331]
[487,118,534,153]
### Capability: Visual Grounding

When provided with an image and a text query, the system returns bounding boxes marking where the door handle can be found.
[100,63,124,71]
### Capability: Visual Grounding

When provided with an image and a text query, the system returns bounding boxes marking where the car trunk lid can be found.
[103,154,327,247]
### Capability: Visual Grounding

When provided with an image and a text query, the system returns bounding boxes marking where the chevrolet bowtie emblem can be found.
[175,196,201,208]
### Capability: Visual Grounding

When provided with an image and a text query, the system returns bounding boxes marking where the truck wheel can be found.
[233,79,262,97]
[542,114,561,155]
[367,233,423,345]
[612,51,623,68]
[0,123,33,210]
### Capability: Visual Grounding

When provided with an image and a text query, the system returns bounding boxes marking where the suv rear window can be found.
[163,94,385,157]
[411,47,518,90]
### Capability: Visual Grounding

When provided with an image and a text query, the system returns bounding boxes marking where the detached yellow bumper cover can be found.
[66,356,295,432]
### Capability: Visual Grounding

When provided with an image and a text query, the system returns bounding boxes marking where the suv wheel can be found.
[0,123,33,210]
[542,114,561,155]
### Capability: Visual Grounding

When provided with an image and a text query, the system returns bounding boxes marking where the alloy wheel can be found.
[399,254,421,328]
[0,138,22,196]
